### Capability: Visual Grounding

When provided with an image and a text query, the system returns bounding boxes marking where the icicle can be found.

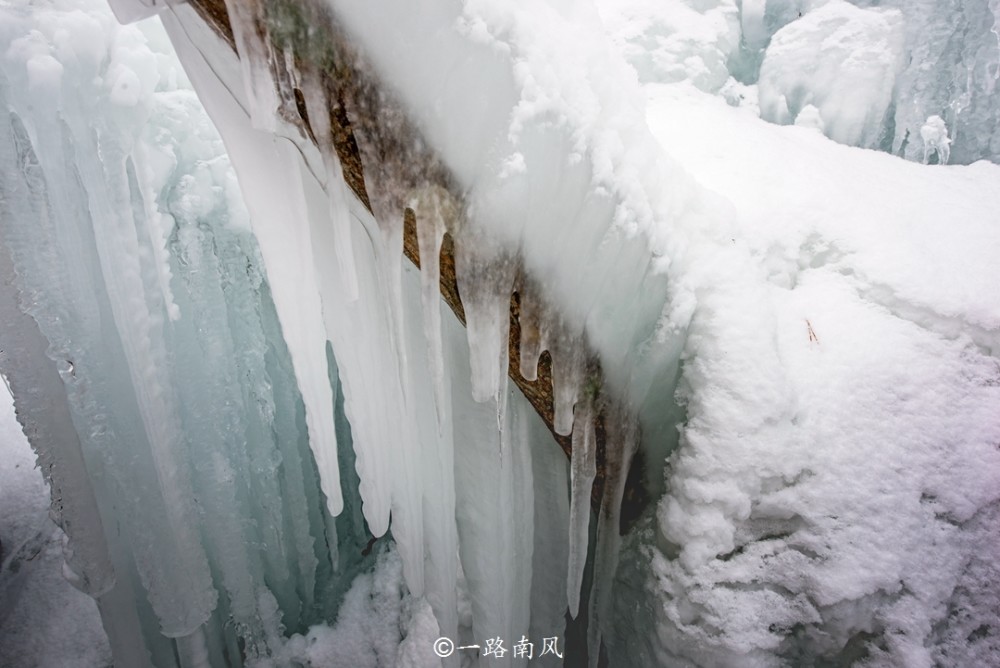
[300,65,360,301]
[221,0,281,132]
[550,330,586,436]
[89,134,219,638]
[587,404,639,668]
[454,235,516,403]
[373,202,412,406]
[566,392,597,619]
[0,242,116,598]
[517,283,548,382]
[162,14,345,520]
[131,145,180,321]
[411,184,453,428]
[528,405,571,656]
[0,95,116,602]
[450,320,536,666]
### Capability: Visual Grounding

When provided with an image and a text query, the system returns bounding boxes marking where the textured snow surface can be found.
[609,85,1000,667]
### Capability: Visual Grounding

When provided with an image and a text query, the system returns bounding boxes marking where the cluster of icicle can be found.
[200,0,642,664]
[0,0,648,664]
[0,3,371,666]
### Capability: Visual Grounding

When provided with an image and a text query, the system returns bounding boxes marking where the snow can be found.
[596,0,741,92]
[411,185,451,428]
[278,546,443,668]
[601,82,1000,666]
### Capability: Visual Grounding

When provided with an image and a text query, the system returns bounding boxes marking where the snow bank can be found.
[603,83,1000,667]
[278,546,442,668]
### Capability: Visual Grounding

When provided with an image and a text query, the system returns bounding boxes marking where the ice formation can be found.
[1,0,999,666]
[757,1,904,148]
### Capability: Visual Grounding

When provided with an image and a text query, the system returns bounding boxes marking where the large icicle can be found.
[566,393,597,619]
[450,313,535,668]
[75,114,218,639]
[454,235,516,404]
[528,405,571,668]
[161,8,344,519]
[411,184,453,428]
[587,404,639,667]
[0,234,115,600]
[299,65,360,301]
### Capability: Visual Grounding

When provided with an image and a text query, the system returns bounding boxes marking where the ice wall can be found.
[0,2,363,664]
